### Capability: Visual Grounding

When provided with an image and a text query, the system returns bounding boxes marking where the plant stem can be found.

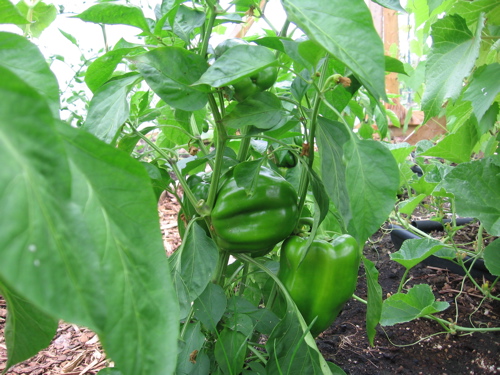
[206,93,227,210]
[212,249,230,284]
[238,262,249,295]
[130,126,200,209]
[296,57,329,215]
[237,126,251,162]
[397,268,410,293]
[179,307,195,339]
[200,0,218,57]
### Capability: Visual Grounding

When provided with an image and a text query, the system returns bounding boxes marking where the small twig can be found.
[439,288,484,299]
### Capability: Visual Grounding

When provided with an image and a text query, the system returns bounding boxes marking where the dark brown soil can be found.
[318,226,500,375]
[1,196,499,374]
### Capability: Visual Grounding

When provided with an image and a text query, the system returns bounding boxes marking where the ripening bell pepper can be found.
[210,166,299,255]
[278,234,360,336]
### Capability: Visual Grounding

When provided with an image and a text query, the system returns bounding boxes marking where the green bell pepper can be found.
[214,38,249,59]
[232,66,278,102]
[178,174,210,238]
[278,234,360,336]
[213,38,278,102]
[273,149,298,168]
[210,166,299,255]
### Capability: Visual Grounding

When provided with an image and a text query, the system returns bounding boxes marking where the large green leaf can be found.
[463,63,500,122]
[422,14,484,121]
[83,73,141,144]
[0,0,29,24]
[450,0,499,23]
[317,118,399,245]
[74,3,151,34]
[391,238,455,269]
[193,283,227,332]
[0,278,58,372]
[0,67,178,375]
[130,47,209,111]
[422,119,479,163]
[440,156,500,236]
[223,92,286,130]
[0,32,59,117]
[281,0,387,101]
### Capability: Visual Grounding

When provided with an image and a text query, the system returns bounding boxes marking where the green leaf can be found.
[265,298,331,375]
[450,0,499,23]
[176,322,206,375]
[307,165,330,225]
[58,28,78,47]
[0,32,59,117]
[385,55,408,75]
[83,73,141,144]
[318,118,399,245]
[484,238,500,277]
[235,255,332,375]
[422,14,484,121]
[193,283,227,331]
[0,278,58,372]
[422,119,479,163]
[130,47,208,111]
[391,238,455,269]
[16,0,56,37]
[86,47,142,93]
[381,284,449,326]
[233,160,262,193]
[74,3,151,34]
[0,66,179,375]
[463,63,500,122]
[223,92,286,130]
[372,0,406,12]
[397,194,426,215]
[170,5,205,43]
[169,223,219,319]
[215,328,248,375]
[440,156,500,236]
[0,0,29,24]
[281,0,387,101]
[194,44,277,87]
[363,258,382,347]
[226,296,280,336]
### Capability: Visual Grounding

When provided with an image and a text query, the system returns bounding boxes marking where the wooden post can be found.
[383,7,399,100]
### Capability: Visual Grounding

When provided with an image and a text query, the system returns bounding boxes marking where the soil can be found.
[1,195,499,374]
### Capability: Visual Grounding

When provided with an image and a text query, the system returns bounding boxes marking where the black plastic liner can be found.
[389,220,494,281]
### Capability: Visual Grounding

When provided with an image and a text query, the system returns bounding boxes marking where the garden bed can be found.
[320,226,500,374]
[1,198,498,375]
